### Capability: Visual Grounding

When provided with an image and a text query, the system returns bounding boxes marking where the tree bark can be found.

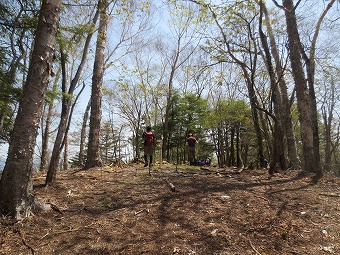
[214,127,224,167]
[262,2,300,169]
[298,0,335,176]
[282,0,319,173]
[45,45,69,184]
[0,0,62,219]
[259,1,287,173]
[63,136,69,171]
[85,0,109,169]
[162,63,176,161]
[79,99,91,167]
[321,81,335,172]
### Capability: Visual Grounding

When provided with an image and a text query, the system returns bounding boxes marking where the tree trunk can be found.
[79,99,91,167]
[236,125,241,168]
[322,81,335,172]
[63,136,68,171]
[218,127,225,167]
[283,0,319,173]
[262,2,300,169]
[45,45,69,184]
[162,75,175,161]
[259,110,272,161]
[0,0,62,219]
[243,68,266,168]
[40,103,50,171]
[134,105,142,159]
[40,68,60,172]
[259,1,287,172]
[322,109,332,172]
[85,0,109,169]
[298,0,335,176]
[229,126,235,167]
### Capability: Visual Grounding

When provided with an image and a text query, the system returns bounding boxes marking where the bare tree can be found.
[204,2,267,167]
[320,67,339,172]
[85,0,110,169]
[160,3,201,161]
[40,68,61,172]
[261,1,300,169]
[79,99,91,166]
[45,6,100,184]
[279,0,336,177]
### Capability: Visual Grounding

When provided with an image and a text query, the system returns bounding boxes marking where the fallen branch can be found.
[48,203,63,214]
[151,172,176,192]
[249,240,262,255]
[164,178,176,192]
[200,167,212,171]
[134,209,150,215]
[41,223,95,238]
[18,229,35,255]
[319,193,340,198]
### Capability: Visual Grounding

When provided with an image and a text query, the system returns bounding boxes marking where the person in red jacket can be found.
[142,126,156,168]
[187,133,197,165]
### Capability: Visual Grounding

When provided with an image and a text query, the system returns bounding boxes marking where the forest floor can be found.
[0,162,339,255]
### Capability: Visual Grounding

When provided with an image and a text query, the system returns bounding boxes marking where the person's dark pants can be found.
[188,146,196,165]
[144,145,154,167]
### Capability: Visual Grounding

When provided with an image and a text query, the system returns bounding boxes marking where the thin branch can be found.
[249,240,262,255]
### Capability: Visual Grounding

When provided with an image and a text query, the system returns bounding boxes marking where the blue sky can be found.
[0,143,8,171]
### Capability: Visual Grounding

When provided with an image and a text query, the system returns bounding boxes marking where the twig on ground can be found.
[249,240,262,255]
[319,193,340,198]
[18,229,35,255]
[48,203,63,214]
[134,208,150,215]
[40,223,95,239]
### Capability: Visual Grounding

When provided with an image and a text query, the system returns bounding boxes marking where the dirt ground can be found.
[0,163,339,255]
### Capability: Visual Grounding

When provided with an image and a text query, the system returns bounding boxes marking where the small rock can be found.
[211,229,218,236]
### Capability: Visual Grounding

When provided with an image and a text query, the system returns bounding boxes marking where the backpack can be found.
[144,131,154,146]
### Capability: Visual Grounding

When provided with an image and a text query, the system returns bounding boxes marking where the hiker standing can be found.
[142,126,156,167]
[187,133,197,165]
